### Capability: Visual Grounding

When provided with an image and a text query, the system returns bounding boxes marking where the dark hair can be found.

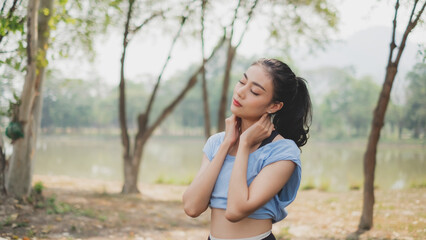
[253,58,312,147]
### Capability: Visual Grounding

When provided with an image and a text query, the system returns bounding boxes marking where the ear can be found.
[267,101,283,114]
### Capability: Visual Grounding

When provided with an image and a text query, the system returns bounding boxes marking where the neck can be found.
[240,117,258,133]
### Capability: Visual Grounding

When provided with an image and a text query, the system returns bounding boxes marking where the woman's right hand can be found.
[223,114,240,147]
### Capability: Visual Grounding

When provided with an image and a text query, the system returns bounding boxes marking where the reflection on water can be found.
[35,135,425,191]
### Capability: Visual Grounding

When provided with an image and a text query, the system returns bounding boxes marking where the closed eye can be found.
[238,80,245,85]
[251,90,259,96]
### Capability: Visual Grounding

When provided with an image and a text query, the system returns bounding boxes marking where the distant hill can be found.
[294,27,420,83]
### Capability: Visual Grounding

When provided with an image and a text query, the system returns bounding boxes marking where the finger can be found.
[259,113,269,124]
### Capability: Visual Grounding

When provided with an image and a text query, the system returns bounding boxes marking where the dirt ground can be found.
[0,175,425,240]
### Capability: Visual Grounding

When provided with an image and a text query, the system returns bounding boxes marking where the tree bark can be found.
[119,0,135,193]
[359,0,425,230]
[201,61,211,138]
[6,0,40,199]
[0,127,6,196]
[33,0,54,162]
[200,0,211,139]
[217,43,236,131]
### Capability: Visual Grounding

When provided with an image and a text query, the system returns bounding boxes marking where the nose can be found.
[235,83,247,99]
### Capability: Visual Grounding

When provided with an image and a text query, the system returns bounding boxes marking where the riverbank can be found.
[0,175,425,239]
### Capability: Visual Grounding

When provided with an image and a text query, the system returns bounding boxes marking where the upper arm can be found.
[194,154,210,179]
[241,160,296,215]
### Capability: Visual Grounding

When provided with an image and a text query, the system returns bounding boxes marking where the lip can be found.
[233,98,242,107]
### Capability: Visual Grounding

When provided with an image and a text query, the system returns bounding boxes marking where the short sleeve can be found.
[202,132,225,161]
[260,140,302,217]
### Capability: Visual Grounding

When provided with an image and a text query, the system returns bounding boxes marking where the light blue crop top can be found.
[203,132,301,223]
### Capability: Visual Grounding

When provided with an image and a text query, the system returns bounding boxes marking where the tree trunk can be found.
[200,0,211,139]
[217,43,236,132]
[6,0,40,199]
[33,0,54,142]
[122,153,142,193]
[0,127,6,196]
[413,119,420,138]
[359,65,397,230]
[119,0,134,193]
[201,64,211,138]
[398,121,403,140]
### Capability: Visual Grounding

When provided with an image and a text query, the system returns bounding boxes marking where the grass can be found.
[37,195,107,222]
[276,226,292,240]
[155,175,194,185]
[318,179,330,192]
[349,182,361,190]
[409,179,426,189]
[301,178,315,190]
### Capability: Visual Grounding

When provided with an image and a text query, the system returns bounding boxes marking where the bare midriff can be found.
[210,208,272,238]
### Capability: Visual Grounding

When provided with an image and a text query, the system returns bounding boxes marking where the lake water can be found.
[33,135,425,191]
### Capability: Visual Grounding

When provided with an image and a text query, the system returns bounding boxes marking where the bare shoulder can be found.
[272,133,284,142]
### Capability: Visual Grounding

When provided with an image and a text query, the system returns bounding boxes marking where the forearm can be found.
[226,141,251,221]
[182,141,231,217]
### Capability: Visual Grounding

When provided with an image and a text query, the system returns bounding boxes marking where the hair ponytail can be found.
[254,59,312,147]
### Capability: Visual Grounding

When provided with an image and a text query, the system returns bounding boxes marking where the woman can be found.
[182,58,312,240]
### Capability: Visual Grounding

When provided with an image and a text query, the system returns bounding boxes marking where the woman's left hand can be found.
[240,113,273,148]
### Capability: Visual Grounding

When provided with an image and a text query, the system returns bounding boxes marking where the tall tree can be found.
[6,0,40,198]
[200,0,211,139]
[0,127,6,196]
[359,0,425,230]
[119,0,226,193]
[404,63,426,139]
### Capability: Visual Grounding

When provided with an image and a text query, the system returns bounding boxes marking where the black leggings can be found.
[208,233,276,240]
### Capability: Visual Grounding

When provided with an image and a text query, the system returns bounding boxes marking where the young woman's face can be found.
[230,65,279,121]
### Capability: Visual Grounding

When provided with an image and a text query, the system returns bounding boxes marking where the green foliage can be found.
[409,179,426,189]
[276,226,292,240]
[404,63,426,139]
[319,178,330,192]
[33,181,45,195]
[349,182,361,191]
[5,121,24,140]
[43,195,104,220]
[0,15,25,35]
[301,178,315,190]
[312,69,380,139]
[267,0,338,50]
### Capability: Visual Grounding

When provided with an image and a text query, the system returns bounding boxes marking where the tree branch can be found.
[388,0,400,65]
[145,33,227,139]
[1,0,8,15]
[201,0,207,60]
[228,0,242,42]
[0,0,20,44]
[408,0,419,24]
[119,0,136,159]
[235,0,259,48]
[6,0,18,19]
[394,0,425,66]
[144,13,189,124]
[130,10,166,34]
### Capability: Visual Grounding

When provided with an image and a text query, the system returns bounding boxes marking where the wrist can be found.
[238,139,251,149]
[221,139,233,149]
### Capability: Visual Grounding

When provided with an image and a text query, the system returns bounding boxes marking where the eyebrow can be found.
[244,73,266,92]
